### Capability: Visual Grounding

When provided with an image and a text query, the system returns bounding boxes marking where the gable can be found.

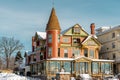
[62,24,89,36]
[34,32,46,41]
[82,37,101,46]
[75,57,92,62]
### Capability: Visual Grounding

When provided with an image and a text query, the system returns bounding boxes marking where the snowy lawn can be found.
[0,73,41,80]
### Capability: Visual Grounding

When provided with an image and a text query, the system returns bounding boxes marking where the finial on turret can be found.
[52,0,54,7]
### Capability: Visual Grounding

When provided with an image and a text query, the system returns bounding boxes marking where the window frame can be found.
[48,47,52,57]
[84,48,88,57]
[64,49,68,58]
[89,49,94,58]
[48,34,52,43]
[112,42,115,48]
[112,32,115,38]
[73,27,80,33]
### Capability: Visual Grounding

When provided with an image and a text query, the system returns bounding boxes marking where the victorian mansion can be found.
[25,8,114,79]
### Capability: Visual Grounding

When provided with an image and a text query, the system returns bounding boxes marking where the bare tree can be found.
[0,37,24,69]
[9,56,15,70]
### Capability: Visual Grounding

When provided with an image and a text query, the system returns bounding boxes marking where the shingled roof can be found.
[46,8,61,30]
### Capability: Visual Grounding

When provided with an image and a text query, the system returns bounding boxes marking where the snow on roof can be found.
[81,35,101,46]
[96,25,120,36]
[46,57,114,62]
[47,58,74,61]
[82,35,97,44]
[36,31,46,39]
[96,26,111,31]
[81,35,92,44]
[91,59,114,62]
[56,72,70,74]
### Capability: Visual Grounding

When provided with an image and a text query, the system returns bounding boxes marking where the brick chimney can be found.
[90,23,95,35]
[32,36,35,52]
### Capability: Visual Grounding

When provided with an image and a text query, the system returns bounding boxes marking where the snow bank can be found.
[0,73,41,80]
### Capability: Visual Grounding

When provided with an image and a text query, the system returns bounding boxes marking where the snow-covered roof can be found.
[46,57,114,62]
[96,26,111,31]
[81,35,92,44]
[92,59,114,62]
[47,58,74,61]
[56,72,70,74]
[36,31,46,39]
[96,25,120,36]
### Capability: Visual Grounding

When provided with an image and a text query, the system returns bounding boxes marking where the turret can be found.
[46,8,61,58]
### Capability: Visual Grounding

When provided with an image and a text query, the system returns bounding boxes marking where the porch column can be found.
[89,62,91,75]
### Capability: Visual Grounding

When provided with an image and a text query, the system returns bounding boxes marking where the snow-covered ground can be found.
[0,73,41,80]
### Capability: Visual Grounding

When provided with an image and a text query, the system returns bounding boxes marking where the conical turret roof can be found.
[46,8,61,30]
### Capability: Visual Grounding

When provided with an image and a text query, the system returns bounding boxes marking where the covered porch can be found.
[73,57,114,79]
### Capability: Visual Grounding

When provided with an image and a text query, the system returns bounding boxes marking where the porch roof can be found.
[46,58,74,61]
[74,56,114,62]
[46,56,114,62]
[92,59,114,62]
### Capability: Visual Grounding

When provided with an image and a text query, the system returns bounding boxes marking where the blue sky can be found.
[0,0,120,51]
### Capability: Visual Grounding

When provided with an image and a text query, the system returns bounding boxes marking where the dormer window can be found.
[73,27,80,33]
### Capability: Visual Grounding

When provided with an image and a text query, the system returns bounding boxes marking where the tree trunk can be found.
[6,57,9,69]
